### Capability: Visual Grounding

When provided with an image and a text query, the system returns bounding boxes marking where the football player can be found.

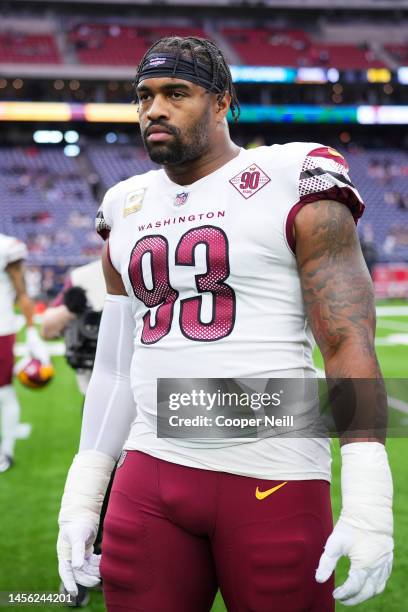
[0,233,49,472]
[57,37,393,610]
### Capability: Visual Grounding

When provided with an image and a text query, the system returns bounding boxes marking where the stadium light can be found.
[1,102,407,125]
[0,102,71,121]
[63,144,80,157]
[357,105,408,124]
[33,130,63,144]
[398,67,408,85]
[105,132,118,143]
[367,68,391,83]
[64,130,79,143]
[230,65,297,83]
[327,68,340,83]
[296,68,327,83]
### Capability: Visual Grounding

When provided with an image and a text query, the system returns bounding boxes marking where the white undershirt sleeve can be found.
[78,294,136,460]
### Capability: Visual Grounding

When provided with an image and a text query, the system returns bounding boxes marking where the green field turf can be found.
[0,302,407,611]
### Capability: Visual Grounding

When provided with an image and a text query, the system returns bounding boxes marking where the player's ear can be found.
[216,92,231,120]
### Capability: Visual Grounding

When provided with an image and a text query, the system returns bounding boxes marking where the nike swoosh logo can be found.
[255,482,288,500]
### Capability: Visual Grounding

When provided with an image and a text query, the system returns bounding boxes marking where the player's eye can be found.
[170,91,185,100]
[138,93,151,102]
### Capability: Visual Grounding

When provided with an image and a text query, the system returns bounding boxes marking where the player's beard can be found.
[142,107,211,165]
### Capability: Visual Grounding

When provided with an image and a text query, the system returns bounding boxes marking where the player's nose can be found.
[146,95,170,122]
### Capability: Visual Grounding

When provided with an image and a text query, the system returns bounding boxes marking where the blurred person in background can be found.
[41,258,105,394]
[25,265,42,300]
[359,223,378,277]
[0,233,49,473]
[41,258,110,608]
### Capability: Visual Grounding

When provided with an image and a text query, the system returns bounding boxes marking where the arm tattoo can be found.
[296,200,378,374]
[296,201,387,443]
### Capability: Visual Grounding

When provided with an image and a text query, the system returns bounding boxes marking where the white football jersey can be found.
[0,233,28,336]
[97,143,364,481]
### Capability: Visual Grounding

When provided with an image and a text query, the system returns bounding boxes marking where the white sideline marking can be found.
[376,306,408,317]
[316,368,408,414]
[375,334,408,346]
[377,319,408,332]
[388,396,408,414]
[15,342,65,357]
[16,423,32,439]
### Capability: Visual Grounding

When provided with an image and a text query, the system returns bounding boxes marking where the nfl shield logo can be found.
[174,192,189,208]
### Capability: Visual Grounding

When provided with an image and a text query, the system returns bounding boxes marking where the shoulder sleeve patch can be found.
[306,146,349,170]
[285,145,365,255]
[298,145,365,222]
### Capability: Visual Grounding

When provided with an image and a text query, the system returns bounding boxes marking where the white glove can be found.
[57,522,101,595]
[26,326,50,364]
[57,450,115,597]
[316,442,393,606]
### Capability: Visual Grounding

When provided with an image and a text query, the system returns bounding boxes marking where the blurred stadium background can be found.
[0,0,407,610]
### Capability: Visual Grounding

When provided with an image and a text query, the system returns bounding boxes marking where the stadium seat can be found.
[1,146,406,265]
[0,33,60,64]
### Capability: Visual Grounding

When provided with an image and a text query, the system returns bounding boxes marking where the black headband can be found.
[136,52,226,94]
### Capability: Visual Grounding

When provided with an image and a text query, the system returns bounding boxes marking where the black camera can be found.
[64,309,101,370]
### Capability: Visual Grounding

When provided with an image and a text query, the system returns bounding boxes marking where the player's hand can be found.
[26,326,50,364]
[57,522,101,597]
[316,517,393,606]
[57,452,115,597]
[316,442,393,606]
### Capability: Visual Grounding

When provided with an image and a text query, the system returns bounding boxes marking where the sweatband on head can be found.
[136,52,225,93]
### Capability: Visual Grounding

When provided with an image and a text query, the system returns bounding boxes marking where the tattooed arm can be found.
[295,200,393,604]
[294,199,386,444]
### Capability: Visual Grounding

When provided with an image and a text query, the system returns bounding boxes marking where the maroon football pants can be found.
[0,334,15,387]
[101,450,334,612]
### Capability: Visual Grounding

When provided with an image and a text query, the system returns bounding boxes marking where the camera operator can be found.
[41,259,108,608]
[42,260,105,392]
